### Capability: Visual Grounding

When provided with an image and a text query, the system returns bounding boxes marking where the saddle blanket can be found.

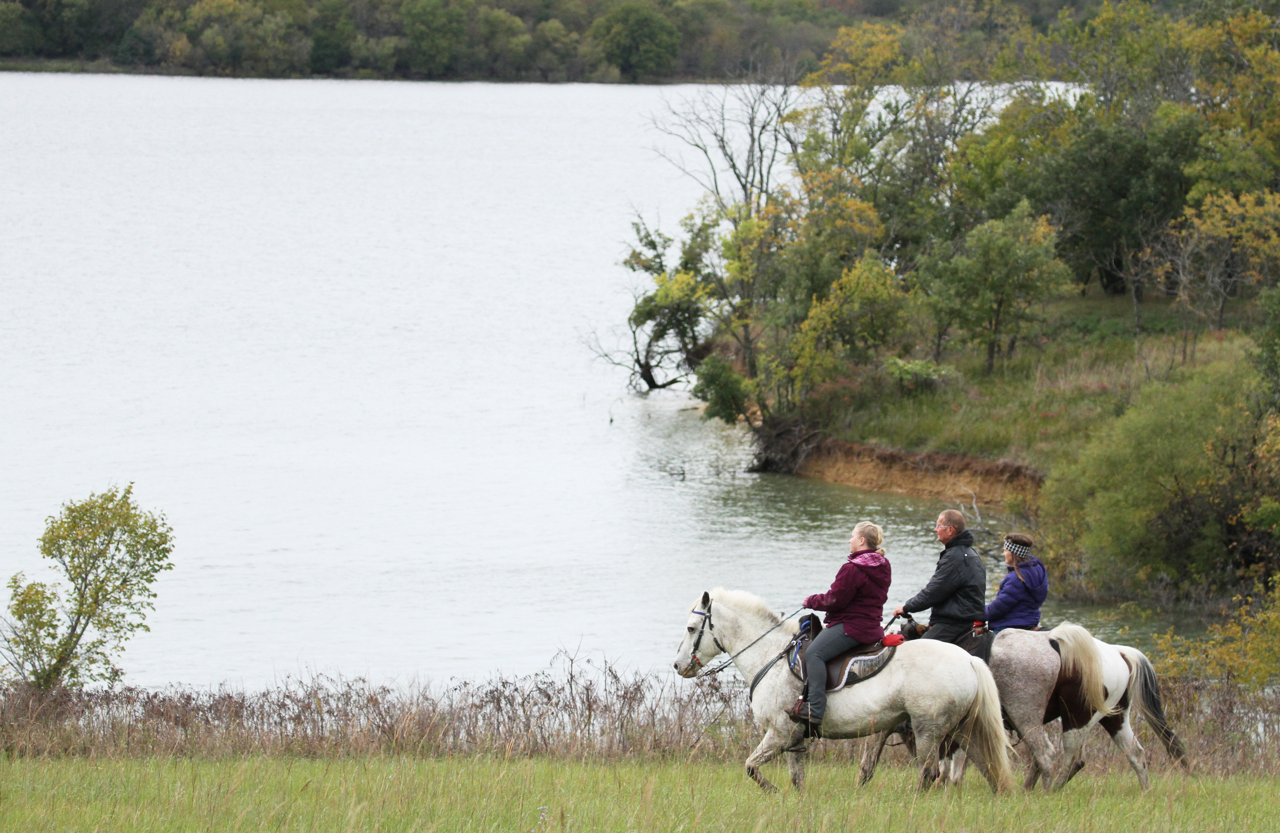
[815,644,896,693]
[788,617,897,692]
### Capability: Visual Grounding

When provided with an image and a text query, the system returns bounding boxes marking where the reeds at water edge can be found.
[2,651,1277,775]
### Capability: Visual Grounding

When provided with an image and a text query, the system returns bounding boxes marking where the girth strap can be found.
[748,651,788,703]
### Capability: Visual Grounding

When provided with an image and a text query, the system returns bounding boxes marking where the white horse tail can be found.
[1116,645,1190,769]
[959,656,1016,793]
[1047,622,1110,716]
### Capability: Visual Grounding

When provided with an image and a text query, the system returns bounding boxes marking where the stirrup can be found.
[785,698,820,726]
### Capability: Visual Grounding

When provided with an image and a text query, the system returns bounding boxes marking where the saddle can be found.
[898,614,995,664]
[788,614,897,693]
[954,625,996,665]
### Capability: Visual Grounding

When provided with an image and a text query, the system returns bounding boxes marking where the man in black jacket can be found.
[893,509,986,644]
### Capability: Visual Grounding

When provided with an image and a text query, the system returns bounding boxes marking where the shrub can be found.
[1154,579,1280,690]
[882,357,955,394]
[1040,360,1278,597]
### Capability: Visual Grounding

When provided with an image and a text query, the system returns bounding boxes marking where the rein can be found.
[692,604,805,678]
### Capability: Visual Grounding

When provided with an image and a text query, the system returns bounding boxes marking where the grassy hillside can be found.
[821,293,1255,473]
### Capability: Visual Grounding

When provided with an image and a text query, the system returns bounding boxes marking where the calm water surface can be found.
[0,74,1155,688]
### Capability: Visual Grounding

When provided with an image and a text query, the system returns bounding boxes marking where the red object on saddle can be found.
[882,633,905,647]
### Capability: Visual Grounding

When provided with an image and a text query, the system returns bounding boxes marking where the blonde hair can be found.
[852,521,886,555]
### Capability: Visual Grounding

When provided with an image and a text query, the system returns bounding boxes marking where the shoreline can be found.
[795,437,1044,508]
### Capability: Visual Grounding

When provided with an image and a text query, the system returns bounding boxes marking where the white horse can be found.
[672,588,1015,792]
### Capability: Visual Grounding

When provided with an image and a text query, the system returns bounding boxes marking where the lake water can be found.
[1,74,1150,689]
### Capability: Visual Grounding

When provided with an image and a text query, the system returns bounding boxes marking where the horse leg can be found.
[1101,709,1149,790]
[944,747,968,787]
[999,690,1058,792]
[1019,725,1056,792]
[1047,727,1088,792]
[745,728,787,793]
[858,729,895,786]
[787,740,809,791]
[912,723,945,791]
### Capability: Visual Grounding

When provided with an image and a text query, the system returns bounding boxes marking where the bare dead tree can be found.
[650,77,802,226]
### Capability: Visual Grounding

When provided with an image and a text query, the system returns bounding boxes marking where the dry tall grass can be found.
[2,654,1276,776]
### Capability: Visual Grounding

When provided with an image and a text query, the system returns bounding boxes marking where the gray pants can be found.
[804,626,861,722]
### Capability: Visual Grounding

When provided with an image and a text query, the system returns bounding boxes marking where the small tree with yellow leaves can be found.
[1,485,174,690]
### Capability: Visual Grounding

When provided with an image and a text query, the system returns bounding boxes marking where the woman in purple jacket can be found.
[787,521,892,731]
[985,533,1048,632]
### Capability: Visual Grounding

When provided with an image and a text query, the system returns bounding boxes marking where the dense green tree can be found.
[471,5,530,78]
[173,0,310,75]
[310,0,356,72]
[26,0,150,56]
[402,0,470,76]
[1039,107,1203,294]
[530,18,575,79]
[0,2,45,55]
[919,200,1072,374]
[590,1,678,80]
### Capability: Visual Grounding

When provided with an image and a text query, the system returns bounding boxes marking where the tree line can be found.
[608,0,1280,601]
[3,0,1110,81]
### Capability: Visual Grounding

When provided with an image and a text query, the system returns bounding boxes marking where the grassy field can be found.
[2,756,1270,833]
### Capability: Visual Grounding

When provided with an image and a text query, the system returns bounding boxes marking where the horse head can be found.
[672,590,719,678]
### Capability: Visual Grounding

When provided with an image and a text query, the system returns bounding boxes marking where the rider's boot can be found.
[785,698,822,736]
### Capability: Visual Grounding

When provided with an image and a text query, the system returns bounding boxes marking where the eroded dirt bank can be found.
[796,438,1044,508]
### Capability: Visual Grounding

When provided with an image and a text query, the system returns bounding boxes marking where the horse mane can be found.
[707,587,799,633]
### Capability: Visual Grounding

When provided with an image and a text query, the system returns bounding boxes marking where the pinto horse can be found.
[1025,635,1189,790]
[859,624,1188,790]
[672,588,1015,793]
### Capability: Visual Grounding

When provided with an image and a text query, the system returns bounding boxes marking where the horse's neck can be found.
[714,604,794,681]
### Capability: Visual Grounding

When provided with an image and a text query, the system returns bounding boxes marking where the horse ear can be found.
[701,590,711,609]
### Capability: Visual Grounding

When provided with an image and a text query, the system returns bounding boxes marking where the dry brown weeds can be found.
[1,655,1275,776]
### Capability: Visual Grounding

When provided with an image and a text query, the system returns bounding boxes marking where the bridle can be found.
[686,602,804,677]
[686,602,729,670]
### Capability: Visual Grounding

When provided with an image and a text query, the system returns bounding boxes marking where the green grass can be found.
[0,756,1271,832]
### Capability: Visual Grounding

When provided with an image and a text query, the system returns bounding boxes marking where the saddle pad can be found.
[825,645,896,694]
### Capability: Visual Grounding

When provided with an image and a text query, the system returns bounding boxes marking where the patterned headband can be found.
[1004,538,1032,560]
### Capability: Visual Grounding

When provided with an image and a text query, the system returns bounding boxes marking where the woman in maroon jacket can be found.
[787,521,893,731]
